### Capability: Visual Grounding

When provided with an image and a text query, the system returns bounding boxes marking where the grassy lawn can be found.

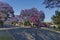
[0,30,14,40]
[0,36,14,40]
[49,28,60,31]
[54,28,60,31]
[41,27,60,32]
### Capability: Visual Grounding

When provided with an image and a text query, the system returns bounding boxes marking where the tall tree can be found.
[0,2,14,21]
[52,10,60,27]
[20,8,45,22]
[0,2,14,27]
[20,8,45,27]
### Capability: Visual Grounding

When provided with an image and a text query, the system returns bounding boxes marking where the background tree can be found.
[0,2,14,27]
[24,20,31,26]
[52,10,60,28]
[43,0,60,28]
[43,0,60,8]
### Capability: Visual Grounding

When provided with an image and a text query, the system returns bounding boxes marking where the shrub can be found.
[0,20,3,27]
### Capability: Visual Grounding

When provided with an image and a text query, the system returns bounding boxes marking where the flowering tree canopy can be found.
[20,8,45,21]
[0,2,14,21]
[30,16,39,25]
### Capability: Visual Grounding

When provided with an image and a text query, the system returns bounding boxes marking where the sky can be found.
[0,0,57,22]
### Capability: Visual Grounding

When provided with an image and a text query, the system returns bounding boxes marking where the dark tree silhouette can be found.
[43,0,60,8]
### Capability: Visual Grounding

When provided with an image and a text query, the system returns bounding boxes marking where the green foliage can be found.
[52,10,60,28]
[58,24,60,28]
[0,20,3,27]
[24,20,31,26]
[0,36,13,40]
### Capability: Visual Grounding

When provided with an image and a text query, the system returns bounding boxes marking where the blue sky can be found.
[1,0,57,22]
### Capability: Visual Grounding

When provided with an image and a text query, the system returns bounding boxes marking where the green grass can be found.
[46,27,60,32]
[0,36,14,40]
[54,28,60,31]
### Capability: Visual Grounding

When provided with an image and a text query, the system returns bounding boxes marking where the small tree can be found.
[0,20,3,27]
[24,20,31,26]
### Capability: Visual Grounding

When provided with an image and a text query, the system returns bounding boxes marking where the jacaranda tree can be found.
[0,2,14,27]
[20,8,45,26]
[20,8,45,21]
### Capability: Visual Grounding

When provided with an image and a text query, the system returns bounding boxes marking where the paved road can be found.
[0,28,60,40]
[8,28,60,40]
